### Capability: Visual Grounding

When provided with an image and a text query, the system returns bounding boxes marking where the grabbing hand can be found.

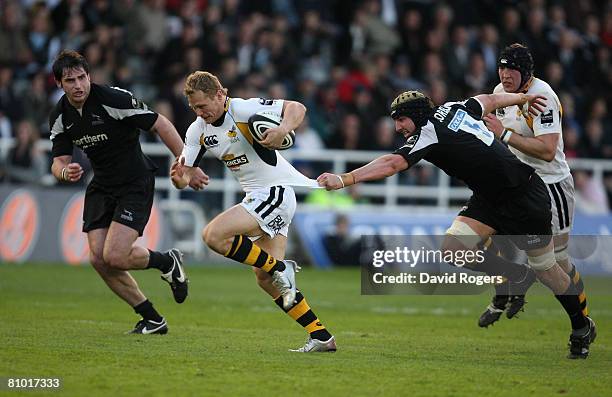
[317,173,344,191]
[523,94,547,116]
[482,114,504,138]
[259,126,287,150]
[170,156,186,189]
[189,167,209,191]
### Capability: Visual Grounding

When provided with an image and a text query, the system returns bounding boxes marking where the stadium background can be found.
[0,1,611,396]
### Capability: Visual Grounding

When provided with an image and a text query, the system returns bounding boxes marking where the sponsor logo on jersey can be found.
[448,109,467,131]
[73,133,109,149]
[540,109,554,126]
[200,134,219,148]
[222,153,249,170]
[131,96,147,110]
[496,107,505,117]
[526,234,542,246]
[266,215,286,234]
[259,98,275,106]
[91,113,104,126]
[433,104,451,122]
[404,134,419,149]
[227,126,240,143]
[120,209,133,222]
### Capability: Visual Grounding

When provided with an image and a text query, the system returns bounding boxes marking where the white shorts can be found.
[546,175,575,235]
[240,186,296,239]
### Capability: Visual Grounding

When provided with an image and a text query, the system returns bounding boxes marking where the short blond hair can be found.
[184,71,227,97]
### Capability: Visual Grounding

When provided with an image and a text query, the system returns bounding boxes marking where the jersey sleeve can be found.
[230,98,284,122]
[49,104,73,157]
[462,97,486,119]
[181,121,206,167]
[98,85,159,130]
[531,90,561,136]
[393,124,438,167]
[444,98,486,120]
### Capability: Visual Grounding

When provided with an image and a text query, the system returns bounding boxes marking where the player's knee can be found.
[527,249,556,271]
[443,220,481,252]
[202,224,219,249]
[202,223,215,244]
[104,250,128,270]
[202,225,232,254]
[89,252,107,271]
[555,245,570,268]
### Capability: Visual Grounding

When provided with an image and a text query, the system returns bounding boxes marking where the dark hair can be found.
[52,50,90,81]
[390,90,435,129]
[497,43,534,90]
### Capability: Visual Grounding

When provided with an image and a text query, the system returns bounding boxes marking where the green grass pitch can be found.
[1,264,611,396]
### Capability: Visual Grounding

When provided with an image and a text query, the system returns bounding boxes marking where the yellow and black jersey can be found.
[181,97,317,192]
[493,77,570,184]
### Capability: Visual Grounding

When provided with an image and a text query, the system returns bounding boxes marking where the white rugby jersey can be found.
[181,97,318,192]
[493,77,571,184]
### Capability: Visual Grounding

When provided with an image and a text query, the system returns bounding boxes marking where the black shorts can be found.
[83,173,155,236]
[459,174,553,250]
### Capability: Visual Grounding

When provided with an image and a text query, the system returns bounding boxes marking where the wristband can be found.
[502,129,513,144]
[339,172,355,187]
[335,174,344,188]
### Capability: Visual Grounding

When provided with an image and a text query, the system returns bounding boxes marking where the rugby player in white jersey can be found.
[170,71,336,352]
[478,43,589,328]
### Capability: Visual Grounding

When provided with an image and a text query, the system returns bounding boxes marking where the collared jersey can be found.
[49,83,159,186]
[493,77,570,183]
[181,97,318,192]
[394,97,535,203]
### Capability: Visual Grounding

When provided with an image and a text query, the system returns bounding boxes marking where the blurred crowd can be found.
[0,0,611,210]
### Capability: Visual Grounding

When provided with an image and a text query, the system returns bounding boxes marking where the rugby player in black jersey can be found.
[49,50,207,335]
[318,90,595,359]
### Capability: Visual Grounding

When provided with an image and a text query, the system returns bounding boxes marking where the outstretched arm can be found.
[317,154,409,190]
[150,114,184,157]
[474,92,546,117]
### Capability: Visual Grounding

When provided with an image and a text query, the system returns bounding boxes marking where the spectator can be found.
[0,0,608,197]
[4,119,45,184]
[326,113,364,150]
[371,117,401,151]
[361,0,401,56]
[322,213,361,266]
[0,1,30,66]
[573,170,609,214]
[0,64,23,123]
[474,24,499,79]
[444,25,471,85]
[22,71,52,136]
[463,52,491,96]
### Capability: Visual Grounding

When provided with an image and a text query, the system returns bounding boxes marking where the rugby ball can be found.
[247,111,295,150]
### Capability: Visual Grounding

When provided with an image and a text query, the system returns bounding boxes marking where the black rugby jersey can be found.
[394,98,534,202]
[49,83,159,186]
